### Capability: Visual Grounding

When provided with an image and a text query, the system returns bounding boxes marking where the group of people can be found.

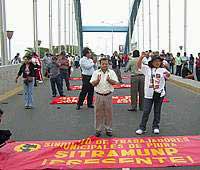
[15,51,77,109]
[74,48,170,137]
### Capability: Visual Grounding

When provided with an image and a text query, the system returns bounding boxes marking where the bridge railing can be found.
[0,64,22,98]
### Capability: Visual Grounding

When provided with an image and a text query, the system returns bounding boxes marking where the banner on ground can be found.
[50,96,169,105]
[0,136,200,169]
[69,76,131,81]
[70,84,131,91]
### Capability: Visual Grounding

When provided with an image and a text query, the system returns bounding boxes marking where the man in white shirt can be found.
[90,57,119,137]
[76,47,96,110]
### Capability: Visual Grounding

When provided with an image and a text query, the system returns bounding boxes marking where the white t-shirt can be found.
[90,69,119,94]
[141,65,170,99]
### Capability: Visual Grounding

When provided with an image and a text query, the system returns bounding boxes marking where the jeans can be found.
[139,97,164,131]
[24,80,34,107]
[50,75,63,96]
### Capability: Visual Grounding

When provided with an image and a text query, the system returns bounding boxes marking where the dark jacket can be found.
[18,63,38,78]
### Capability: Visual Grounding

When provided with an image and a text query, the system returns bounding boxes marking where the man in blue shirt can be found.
[76,47,96,110]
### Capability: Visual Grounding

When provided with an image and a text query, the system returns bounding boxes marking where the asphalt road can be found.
[1,68,200,170]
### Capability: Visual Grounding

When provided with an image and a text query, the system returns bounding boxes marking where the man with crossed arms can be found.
[90,57,118,137]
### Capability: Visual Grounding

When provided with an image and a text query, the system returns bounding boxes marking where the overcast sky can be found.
[3,0,200,58]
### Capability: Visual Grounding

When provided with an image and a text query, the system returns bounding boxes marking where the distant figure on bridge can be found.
[136,53,170,135]
[125,49,144,112]
[0,109,12,147]
[111,51,123,83]
[68,53,74,78]
[11,53,21,65]
[57,51,71,91]
[175,52,182,76]
[189,54,194,73]
[76,47,95,110]
[90,57,118,137]
[196,53,200,81]
[16,55,39,109]
[43,53,52,78]
[182,62,194,80]
[32,52,43,86]
[47,55,64,97]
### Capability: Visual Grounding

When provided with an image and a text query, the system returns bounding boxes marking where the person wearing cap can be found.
[15,55,39,109]
[90,57,119,137]
[135,52,170,135]
[125,50,144,112]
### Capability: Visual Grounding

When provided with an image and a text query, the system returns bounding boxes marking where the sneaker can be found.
[136,129,145,135]
[106,131,113,137]
[153,129,160,134]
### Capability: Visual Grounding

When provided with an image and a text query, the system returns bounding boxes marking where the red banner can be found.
[70,84,131,91]
[68,76,131,81]
[0,136,200,169]
[50,96,169,105]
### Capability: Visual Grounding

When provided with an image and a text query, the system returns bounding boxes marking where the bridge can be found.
[0,0,200,169]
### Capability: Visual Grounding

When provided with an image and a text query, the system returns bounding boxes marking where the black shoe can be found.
[95,131,101,137]
[88,105,94,108]
[52,95,56,97]
[128,108,137,112]
[25,106,29,109]
[76,105,81,110]
[106,131,113,137]
[60,95,65,97]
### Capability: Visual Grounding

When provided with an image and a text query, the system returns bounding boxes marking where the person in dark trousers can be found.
[58,51,71,90]
[125,50,144,112]
[189,54,194,73]
[196,53,200,81]
[175,52,182,76]
[47,55,64,97]
[0,109,12,147]
[136,53,170,135]
[76,47,95,110]
[111,51,123,83]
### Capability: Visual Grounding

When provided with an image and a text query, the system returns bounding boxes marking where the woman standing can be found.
[136,52,170,135]
[15,55,38,109]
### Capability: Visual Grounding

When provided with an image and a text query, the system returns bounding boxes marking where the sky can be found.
[2,0,200,59]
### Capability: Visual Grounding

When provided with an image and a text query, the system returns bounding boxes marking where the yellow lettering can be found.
[136,158,152,165]
[91,150,104,158]
[44,143,50,147]
[55,151,68,158]
[69,151,76,158]
[66,159,82,165]
[151,148,166,156]
[77,150,90,157]
[136,149,150,156]
[119,158,134,164]
[152,157,166,163]
[107,150,119,157]
[170,157,187,164]
[121,149,135,156]
[102,158,116,164]
[84,159,99,164]
[165,148,178,156]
